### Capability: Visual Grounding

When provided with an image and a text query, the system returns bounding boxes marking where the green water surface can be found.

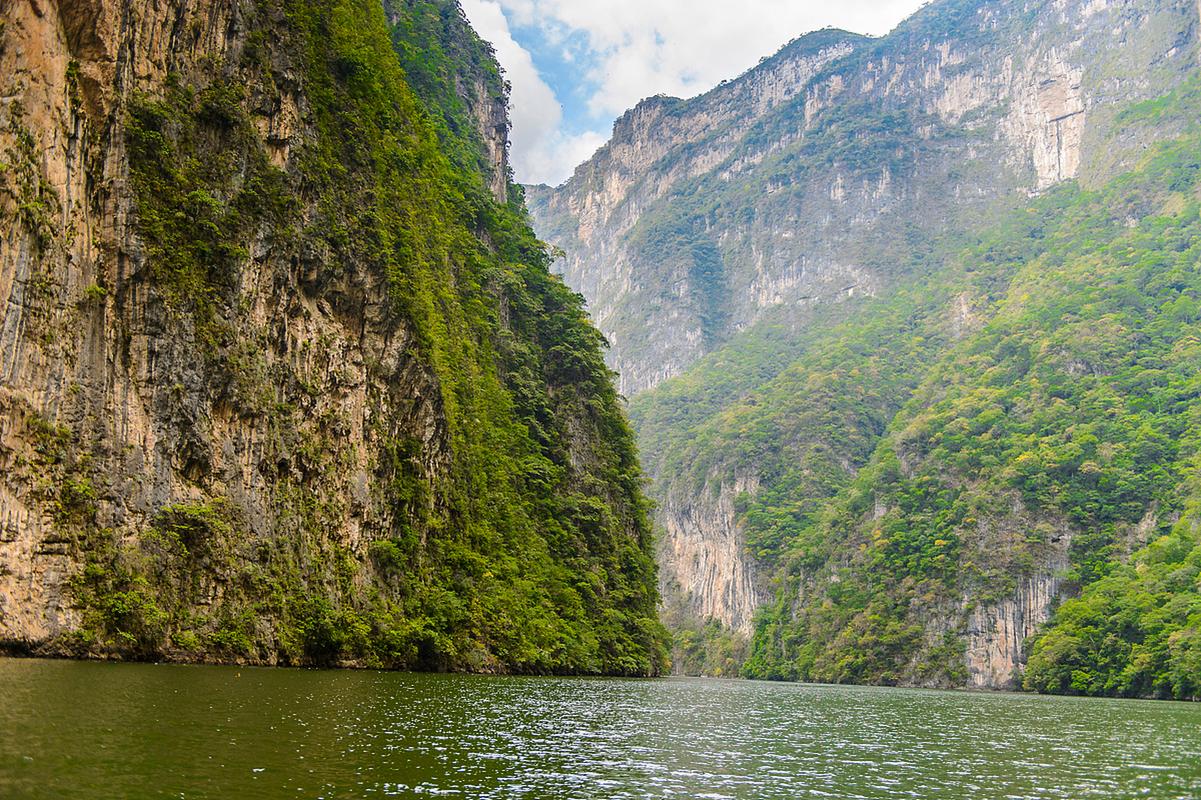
[0,658,1197,798]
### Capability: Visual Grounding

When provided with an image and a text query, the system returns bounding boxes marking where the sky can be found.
[460,0,928,186]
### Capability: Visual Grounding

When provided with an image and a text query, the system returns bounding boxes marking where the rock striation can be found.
[528,0,1201,684]
[0,0,665,674]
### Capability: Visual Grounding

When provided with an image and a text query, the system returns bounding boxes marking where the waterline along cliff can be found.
[0,0,668,674]
[529,0,1201,698]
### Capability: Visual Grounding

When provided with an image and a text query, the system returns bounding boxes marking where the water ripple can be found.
[0,661,1199,799]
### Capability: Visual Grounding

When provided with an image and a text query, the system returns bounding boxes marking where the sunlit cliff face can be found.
[528,0,1201,685]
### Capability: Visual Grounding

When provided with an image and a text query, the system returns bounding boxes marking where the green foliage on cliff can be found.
[87,0,667,674]
[630,74,1201,695]
[125,79,294,329]
[741,120,1201,694]
[1023,512,1201,700]
[385,0,506,182]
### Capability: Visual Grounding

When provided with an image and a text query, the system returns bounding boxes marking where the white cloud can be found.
[462,0,927,185]
[509,0,926,117]
[460,0,579,184]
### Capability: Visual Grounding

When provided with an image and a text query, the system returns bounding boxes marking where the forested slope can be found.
[530,0,1201,686]
[0,0,666,674]
[644,78,1201,697]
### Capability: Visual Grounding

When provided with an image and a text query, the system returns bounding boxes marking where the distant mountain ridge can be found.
[530,0,1198,396]
[527,0,1201,695]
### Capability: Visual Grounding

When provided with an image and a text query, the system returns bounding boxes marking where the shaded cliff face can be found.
[528,0,1201,687]
[0,0,666,674]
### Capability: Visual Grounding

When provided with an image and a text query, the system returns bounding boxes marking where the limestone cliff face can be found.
[532,0,1199,395]
[964,570,1068,689]
[959,504,1162,689]
[528,0,1200,684]
[956,502,1075,689]
[660,472,766,634]
[0,0,664,673]
[1,0,279,646]
[526,31,864,396]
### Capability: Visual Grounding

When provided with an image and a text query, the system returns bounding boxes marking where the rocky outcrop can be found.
[0,0,664,673]
[953,499,1076,689]
[965,569,1068,689]
[660,473,766,634]
[467,73,510,202]
[528,0,1201,684]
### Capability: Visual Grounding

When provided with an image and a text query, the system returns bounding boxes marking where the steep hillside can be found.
[528,0,1201,688]
[531,0,1200,396]
[745,94,1201,695]
[0,0,666,674]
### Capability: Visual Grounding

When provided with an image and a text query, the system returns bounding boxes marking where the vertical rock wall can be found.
[660,473,766,634]
[0,0,665,674]
[527,0,1201,684]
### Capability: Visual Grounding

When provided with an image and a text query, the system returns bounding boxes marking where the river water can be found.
[0,658,1198,798]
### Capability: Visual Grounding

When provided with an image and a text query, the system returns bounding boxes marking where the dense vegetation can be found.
[1023,500,1201,700]
[633,75,1201,696]
[750,133,1201,689]
[37,0,666,674]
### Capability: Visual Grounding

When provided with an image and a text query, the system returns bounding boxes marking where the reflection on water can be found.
[0,658,1198,798]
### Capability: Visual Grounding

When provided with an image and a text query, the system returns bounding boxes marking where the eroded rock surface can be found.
[528,0,1201,684]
